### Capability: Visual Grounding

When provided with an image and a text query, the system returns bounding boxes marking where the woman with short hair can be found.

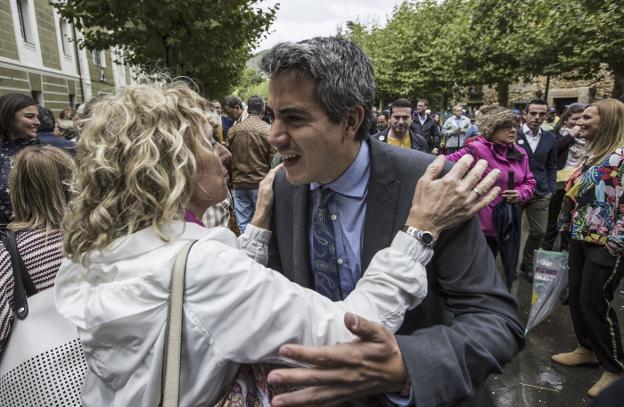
[446,109,536,258]
[0,93,40,224]
[553,99,624,397]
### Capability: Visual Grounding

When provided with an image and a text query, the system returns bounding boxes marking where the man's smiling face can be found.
[266,71,360,185]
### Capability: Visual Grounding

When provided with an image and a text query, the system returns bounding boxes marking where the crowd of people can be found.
[0,35,623,406]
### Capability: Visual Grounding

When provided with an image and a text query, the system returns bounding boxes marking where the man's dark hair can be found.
[261,36,374,141]
[390,98,413,115]
[224,95,243,109]
[247,95,264,115]
[0,93,37,141]
[525,98,548,113]
[378,112,389,121]
[417,98,429,105]
[37,105,55,133]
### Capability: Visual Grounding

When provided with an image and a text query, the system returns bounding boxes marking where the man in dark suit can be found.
[411,98,441,152]
[260,37,524,406]
[516,99,557,279]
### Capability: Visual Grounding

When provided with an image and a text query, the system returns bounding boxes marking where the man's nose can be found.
[269,120,288,147]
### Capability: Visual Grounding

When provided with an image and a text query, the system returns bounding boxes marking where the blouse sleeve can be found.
[186,231,431,364]
[606,152,624,256]
[237,224,271,266]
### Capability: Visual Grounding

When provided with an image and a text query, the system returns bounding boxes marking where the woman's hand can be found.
[406,155,500,238]
[502,189,520,203]
[250,164,283,230]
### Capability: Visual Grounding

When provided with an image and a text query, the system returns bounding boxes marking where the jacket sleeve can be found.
[556,134,575,156]
[190,232,431,364]
[606,152,624,256]
[517,156,536,202]
[444,145,473,163]
[546,138,558,194]
[441,118,455,138]
[397,217,524,406]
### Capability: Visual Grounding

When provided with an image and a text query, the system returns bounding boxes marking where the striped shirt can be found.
[0,229,63,357]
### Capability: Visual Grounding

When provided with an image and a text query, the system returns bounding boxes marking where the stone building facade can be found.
[466,67,615,113]
[0,0,133,114]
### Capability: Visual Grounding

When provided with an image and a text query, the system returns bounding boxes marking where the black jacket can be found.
[410,115,440,148]
[555,130,576,170]
[373,128,428,153]
[516,128,557,197]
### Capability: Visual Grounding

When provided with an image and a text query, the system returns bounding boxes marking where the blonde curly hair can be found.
[63,82,213,262]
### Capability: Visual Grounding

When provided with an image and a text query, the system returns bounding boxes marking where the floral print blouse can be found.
[0,138,39,224]
[559,147,624,256]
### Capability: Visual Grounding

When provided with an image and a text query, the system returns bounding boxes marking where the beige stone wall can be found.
[0,65,30,96]
[0,0,18,60]
[34,0,61,70]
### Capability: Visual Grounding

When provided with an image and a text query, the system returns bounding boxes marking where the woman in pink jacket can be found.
[446,109,536,255]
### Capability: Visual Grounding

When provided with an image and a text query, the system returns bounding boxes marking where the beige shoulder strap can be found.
[162,240,196,407]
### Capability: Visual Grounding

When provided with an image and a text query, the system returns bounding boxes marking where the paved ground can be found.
[487,223,624,406]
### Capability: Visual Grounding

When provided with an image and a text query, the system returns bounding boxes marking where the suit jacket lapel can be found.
[362,141,401,269]
[517,130,533,157]
[290,184,314,288]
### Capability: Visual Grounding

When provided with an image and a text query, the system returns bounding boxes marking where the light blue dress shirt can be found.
[309,141,370,299]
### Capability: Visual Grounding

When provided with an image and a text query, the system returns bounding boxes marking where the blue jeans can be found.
[232,188,258,233]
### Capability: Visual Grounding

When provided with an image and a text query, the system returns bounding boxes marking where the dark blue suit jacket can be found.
[516,128,557,197]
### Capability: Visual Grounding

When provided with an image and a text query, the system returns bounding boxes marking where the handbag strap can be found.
[161,240,196,407]
[0,229,37,320]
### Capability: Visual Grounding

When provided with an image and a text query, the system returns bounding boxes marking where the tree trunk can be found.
[544,74,551,103]
[611,64,624,100]
[496,81,510,107]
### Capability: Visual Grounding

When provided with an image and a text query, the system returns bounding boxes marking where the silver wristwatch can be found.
[402,225,436,248]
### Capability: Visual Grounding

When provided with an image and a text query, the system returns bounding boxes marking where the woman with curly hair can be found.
[53,82,494,406]
[553,98,624,397]
[446,109,536,258]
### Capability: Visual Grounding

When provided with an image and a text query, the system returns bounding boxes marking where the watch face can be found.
[420,232,434,246]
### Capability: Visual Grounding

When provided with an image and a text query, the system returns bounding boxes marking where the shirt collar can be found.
[523,123,542,138]
[310,140,370,199]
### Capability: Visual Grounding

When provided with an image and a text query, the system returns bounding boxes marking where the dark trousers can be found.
[486,235,498,257]
[568,239,624,373]
[543,188,570,251]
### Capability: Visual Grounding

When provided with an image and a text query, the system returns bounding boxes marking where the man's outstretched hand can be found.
[268,313,407,406]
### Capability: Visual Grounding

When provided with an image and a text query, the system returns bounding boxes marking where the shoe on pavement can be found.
[587,371,624,398]
[551,346,599,366]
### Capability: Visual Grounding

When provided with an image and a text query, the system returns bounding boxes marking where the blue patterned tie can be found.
[311,187,341,301]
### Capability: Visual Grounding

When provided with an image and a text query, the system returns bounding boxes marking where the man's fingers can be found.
[445,154,474,180]
[474,186,501,212]
[421,154,446,182]
[470,167,500,200]
[458,159,489,192]
[344,312,388,343]
[271,384,364,407]
[268,366,355,387]
[277,341,359,368]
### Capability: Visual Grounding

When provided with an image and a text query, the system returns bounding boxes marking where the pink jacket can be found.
[446,138,536,236]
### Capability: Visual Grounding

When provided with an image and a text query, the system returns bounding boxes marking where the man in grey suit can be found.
[261,37,524,406]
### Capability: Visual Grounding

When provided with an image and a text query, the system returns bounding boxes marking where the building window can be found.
[59,18,71,56]
[92,50,106,67]
[16,0,32,43]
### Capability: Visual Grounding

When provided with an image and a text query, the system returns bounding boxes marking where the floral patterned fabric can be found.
[559,147,624,256]
[0,138,40,224]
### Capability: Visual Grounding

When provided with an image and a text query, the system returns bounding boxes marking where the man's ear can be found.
[344,106,365,140]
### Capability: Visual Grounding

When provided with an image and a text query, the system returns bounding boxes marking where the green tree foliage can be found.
[347,0,624,107]
[52,0,277,97]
